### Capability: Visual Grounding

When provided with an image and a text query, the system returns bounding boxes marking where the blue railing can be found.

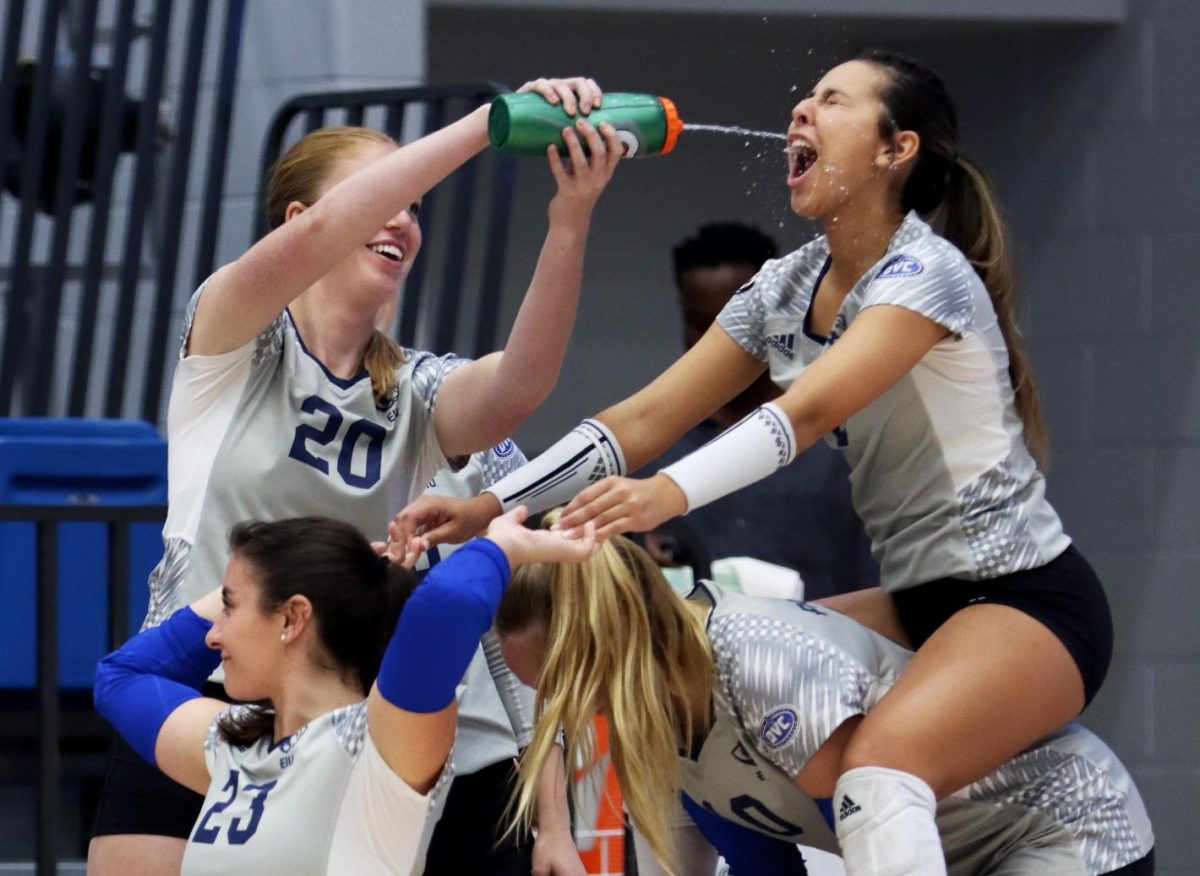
[0,504,166,876]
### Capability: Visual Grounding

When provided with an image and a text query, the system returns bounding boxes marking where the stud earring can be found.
[280,632,288,643]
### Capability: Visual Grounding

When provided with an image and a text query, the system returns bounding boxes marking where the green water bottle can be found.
[488,91,683,158]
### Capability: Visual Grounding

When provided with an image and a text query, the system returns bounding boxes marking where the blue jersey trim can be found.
[816,796,835,831]
[801,256,834,344]
[285,309,371,389]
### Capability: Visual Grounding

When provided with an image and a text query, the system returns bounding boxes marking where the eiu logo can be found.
[760,706,799,748]
[493,438,515,459]
[876,254,924,279]
[838,794,862,821]
[765,333,796,361]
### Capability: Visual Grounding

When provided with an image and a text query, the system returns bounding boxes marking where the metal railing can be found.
[0,504,167,876]
[0,0,245,422]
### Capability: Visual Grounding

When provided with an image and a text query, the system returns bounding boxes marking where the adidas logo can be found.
[838,795,862,821]
[765,332,796,360]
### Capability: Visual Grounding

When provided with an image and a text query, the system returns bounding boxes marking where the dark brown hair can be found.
[216,516,418,745]
[858,49,1048,467]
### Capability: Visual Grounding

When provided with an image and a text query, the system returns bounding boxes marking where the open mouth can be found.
[786,140,819,183]
[368,243,404,263]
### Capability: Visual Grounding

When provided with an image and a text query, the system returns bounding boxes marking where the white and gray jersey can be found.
[716,212,1070,590]
[144,283,466,630]
[181,702,451,876]
[420,442,538,775]
[685,582,1154,875]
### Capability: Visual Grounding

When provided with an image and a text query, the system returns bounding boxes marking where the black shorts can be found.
[91,682,229,840]
[422,757,535,875]
[892,544,1113,706]
[1106,848,1155,875]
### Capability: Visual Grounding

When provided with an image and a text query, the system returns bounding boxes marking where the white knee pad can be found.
[834,766,946,876]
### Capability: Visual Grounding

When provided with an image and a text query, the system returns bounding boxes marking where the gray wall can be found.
[428,1,1198,872]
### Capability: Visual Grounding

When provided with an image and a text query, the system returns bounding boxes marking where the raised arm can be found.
[389,324,765,550]
[433,84,624,458]
[559,304,949,538]
[93,589,227,794]
[366,509,596,794]
[188,105,492,357]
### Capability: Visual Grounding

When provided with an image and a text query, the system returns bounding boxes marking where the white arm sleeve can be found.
[483,419,626,514]
[658,402,797,512]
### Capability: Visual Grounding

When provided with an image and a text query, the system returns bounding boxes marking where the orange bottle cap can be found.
[659,96,683,155]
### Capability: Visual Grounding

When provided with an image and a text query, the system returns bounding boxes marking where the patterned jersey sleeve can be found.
[715,271,772,362]
[859,244,976,338]
[708,612,875,779]
[177,280,285,365]
[406,350,469,416]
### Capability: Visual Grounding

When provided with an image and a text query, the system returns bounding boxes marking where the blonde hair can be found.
[264,126,407,404]
[496,530,713,876]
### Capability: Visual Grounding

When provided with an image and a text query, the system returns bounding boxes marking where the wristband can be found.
[484,418,625,514]
[658,402,796,512]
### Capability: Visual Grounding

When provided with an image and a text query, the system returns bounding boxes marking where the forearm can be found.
[658,402,798,513]
[436,215,594,456]
[599,325,769,471]
[534,744,573,834]
[232,106,489,301]
[306,105,489,255]
[490,217,592,417]
[593,392,693,473]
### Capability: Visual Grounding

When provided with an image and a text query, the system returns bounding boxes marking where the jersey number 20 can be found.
[288,395,386,489]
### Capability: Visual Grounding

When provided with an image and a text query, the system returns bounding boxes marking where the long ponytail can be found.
[362,328,406,406]
[860,49,1049,467]
[496,533,713,876]
[940,156,1048,466]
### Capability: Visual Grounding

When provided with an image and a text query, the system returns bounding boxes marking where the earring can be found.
[280,632,288,643]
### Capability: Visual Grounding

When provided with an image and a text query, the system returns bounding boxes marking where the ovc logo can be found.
[876,254,924,279]
[760,706,800,749]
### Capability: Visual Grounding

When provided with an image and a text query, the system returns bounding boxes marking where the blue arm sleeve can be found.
[377,538,510,713]
[93,606,221,767]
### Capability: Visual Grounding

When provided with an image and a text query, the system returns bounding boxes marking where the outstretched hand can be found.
[554,473,689,541]
[377,493,503,567]
[485,506,598,569]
